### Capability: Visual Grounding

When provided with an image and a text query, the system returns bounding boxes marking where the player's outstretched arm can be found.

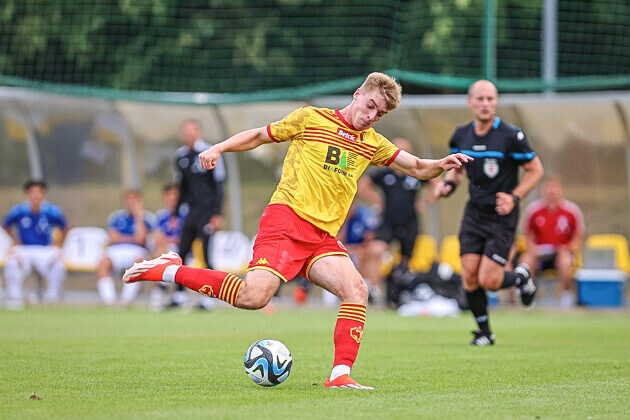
[199,127,272,170]
[389,150,472,181]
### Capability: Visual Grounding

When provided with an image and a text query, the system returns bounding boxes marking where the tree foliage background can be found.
[0,0,628,93]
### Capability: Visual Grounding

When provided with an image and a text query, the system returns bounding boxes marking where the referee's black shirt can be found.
[449,117,536,208]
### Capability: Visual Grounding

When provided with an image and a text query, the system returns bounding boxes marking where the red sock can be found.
[333,303,367,367]
[175,266,243,306]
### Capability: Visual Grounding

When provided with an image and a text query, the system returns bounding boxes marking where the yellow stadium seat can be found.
[409,234,437,273]
[514,234,528,254]
[439,235,462,274]
[191,238,206,268]
[585,234,630,275]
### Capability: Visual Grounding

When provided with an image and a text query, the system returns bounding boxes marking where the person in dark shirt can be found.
[170,118,226,308]
[435,80,544,346]
[359,137,439,303]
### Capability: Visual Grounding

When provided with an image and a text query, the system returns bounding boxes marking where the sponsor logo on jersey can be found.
[483,158,499,178]
[517,131,525,141]
[323,145,356,177]
[337,128,357,142]
[350,326,364,343]
[473,144,487,151]
[256,257,269,265]
[198,285,215,297]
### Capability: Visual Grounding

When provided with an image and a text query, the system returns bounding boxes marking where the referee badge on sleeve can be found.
[483,158,499,178]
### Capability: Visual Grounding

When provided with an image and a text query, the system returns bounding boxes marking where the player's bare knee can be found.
[336,275,368,303]
[479,276,501,291]
[462,271,479,291]
[236,285,272,310]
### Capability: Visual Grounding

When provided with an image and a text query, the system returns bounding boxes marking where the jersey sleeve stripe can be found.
[509,152,536,160]
[461,150,505,158]
[266,124,280,142]
[385,148,401,167]
[450,147,459,153]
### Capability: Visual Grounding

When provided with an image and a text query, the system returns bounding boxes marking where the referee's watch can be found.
[511,193,521,205]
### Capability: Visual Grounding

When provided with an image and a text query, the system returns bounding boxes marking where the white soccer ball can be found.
[244,339,292,387]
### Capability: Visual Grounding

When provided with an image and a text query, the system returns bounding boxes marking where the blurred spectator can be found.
[359,137,438,303]
[2,180,68,309]
[149,183,187,310]
[520,176,585,308]
[96,190,154,305]
[169,118,225,309]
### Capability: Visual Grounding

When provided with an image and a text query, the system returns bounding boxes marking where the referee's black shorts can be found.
[458,201,519,266]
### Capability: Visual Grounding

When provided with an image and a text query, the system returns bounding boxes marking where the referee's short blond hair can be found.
[360,72,402,111]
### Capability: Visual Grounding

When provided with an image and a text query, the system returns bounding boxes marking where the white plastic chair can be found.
[0,227,12,267]
[62,227,109,271]
[211,231,251,274]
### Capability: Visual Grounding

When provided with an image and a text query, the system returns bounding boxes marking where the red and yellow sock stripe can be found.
[337,303,366,323]
[218,273,243,306]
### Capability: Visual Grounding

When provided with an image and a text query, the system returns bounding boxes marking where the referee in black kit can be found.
[170,118,226,309]
[435,80,544,346]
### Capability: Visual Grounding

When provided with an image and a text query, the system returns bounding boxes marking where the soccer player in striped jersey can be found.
[124,72,472,389]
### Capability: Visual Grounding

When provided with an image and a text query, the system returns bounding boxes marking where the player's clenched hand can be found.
[439,153,473,171]
[495,192,515,215]
[199,145,221,170]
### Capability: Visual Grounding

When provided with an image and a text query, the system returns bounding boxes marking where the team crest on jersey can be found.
[483,158,499,178]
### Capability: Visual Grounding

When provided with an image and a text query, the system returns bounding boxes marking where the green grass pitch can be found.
[1,306,628,419]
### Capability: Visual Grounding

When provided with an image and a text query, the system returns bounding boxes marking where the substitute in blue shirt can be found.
[96,189,154,305]
[2,180,69,308]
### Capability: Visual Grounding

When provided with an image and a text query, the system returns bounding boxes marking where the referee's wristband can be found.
[511,193,521,205]
[444,180,457,196]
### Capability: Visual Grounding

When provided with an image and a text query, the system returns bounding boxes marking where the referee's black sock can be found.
[465,288,490,333]
[499,270,526,289]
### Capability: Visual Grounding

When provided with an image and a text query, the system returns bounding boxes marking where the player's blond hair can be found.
[360,72,402,111]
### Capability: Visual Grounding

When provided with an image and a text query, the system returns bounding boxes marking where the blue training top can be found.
[3,201,67,245]
[345,205,378,245]
[155,207,187,239]
[107,209,155,245]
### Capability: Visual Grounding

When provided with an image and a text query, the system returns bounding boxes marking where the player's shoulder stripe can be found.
[13,201,30,213]
[41,201,63,215]
[561,199,584,218]
[155,208,170,220]
[501,120,523,133]
[305,127,377,153]
[109,209,127,221]
[524,199,547,220]
[312,107,345,127]
[175,146,189,157]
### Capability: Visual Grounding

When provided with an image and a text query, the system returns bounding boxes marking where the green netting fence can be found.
[0,0,629,104]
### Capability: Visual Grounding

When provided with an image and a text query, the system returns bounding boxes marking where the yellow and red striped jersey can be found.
[266,106,400,236]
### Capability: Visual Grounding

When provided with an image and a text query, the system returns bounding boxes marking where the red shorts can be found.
[247,204,349,282]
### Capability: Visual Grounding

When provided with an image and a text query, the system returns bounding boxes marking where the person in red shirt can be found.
[520,176,584,308]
